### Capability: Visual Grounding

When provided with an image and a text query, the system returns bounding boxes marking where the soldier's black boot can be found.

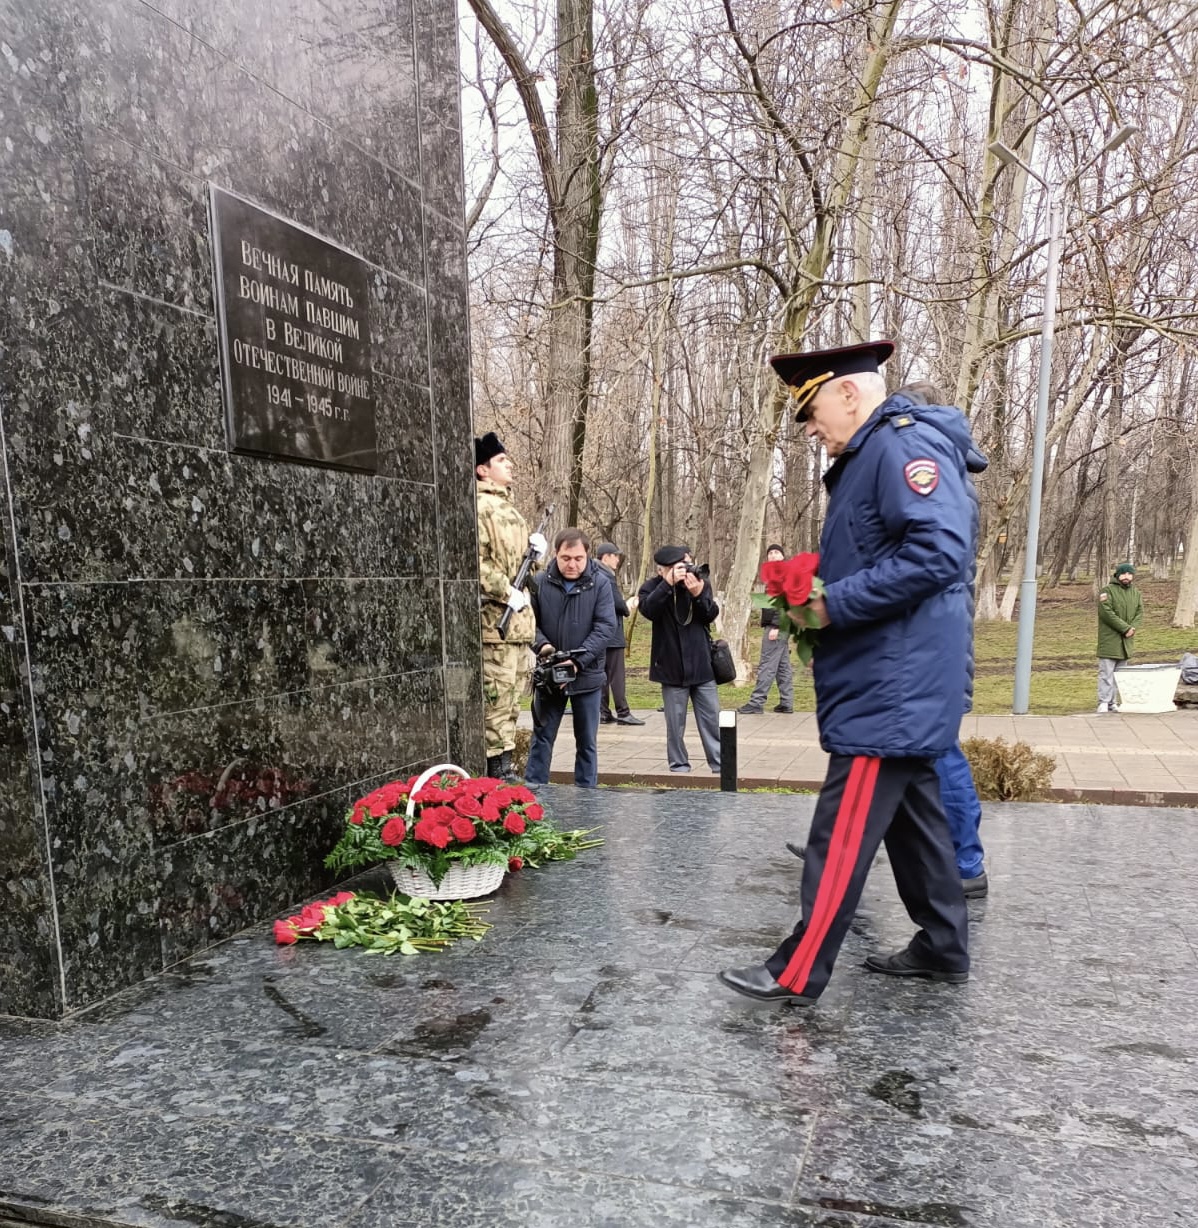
[498,750,519,782]
[486,754,503,778]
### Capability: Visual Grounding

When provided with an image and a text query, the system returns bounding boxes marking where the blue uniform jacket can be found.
[814,395,980,758]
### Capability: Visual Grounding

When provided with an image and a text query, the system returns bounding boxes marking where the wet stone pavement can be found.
[2,787,1197,1228]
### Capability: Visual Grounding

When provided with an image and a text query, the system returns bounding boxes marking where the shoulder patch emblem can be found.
[1100,592,1110,601]
[894,415,913,427]
[903,458,939,495]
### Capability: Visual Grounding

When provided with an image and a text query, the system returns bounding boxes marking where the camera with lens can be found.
[682,562,710,579]
[532,649,577,693]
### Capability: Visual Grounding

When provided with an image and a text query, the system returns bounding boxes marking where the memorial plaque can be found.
[209,186,377,471]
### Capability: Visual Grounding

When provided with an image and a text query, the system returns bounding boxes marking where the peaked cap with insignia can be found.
[769,341,895,420]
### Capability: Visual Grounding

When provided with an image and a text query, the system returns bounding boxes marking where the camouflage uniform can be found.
[477,478,536,755]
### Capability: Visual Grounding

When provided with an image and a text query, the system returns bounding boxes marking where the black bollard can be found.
[719,710,737,792]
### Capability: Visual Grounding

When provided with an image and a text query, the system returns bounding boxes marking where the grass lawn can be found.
[533,579,1196,717]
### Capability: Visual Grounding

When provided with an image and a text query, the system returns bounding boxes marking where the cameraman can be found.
[637,545,721,775]
[524,529,617,789]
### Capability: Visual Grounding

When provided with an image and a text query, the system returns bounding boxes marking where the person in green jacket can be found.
[1096,563,1144,713]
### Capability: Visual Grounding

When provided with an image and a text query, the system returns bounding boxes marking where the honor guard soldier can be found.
[475,432,547,780]
[719,341,979,1004]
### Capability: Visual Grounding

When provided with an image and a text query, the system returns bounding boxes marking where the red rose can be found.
[297,906,325,933]
[450,816,477,842]
[381,817,407,847]
[367,794,392,818]
[480,798,502,823]
[420,805,456,827]
[781,553,820,607]
[473,776,503,790]
[413,785,451,805]
[508,856,524,872]
[524,803,544,822]
[503,814,526,835]
[378,782,407,809]
[414,817,452,848]
[491,787,517,808]
[760,558,788,597]
[349,805,366,826]
[273,919,298,945]
[329,891,355,906]
[507,786,535,804]
[454,795,484,818]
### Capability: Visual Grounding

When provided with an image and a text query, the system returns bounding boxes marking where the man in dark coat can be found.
[637,546,721,774]
[595,543,644,725]
[738,543,795,715]
[720,340,976,1005]
[525,529,616,788]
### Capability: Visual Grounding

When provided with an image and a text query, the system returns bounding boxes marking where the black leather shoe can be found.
[717,964,816,1004]
[962,872,988,899]
[599,715,615,724]
[615,714,645,725]
[736,704,763,715]
[485,754,503,778]
[785,842,806,860]
[863,948,968,983]
[772,704,794,714]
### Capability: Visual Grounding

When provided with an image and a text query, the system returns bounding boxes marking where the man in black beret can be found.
[637,545,721,774]
[720,340,980,1005]
[475,431,548,780]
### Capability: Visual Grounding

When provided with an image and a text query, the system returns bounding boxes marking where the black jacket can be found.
[596,562,629,650]
[637,574,719,686]
[530,559,617,694]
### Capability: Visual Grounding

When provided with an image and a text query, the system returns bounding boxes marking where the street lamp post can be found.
[987,126,1137,715]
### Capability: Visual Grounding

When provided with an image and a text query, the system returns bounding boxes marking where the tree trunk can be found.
[1173,462,1198,627]
[720,0,905,681]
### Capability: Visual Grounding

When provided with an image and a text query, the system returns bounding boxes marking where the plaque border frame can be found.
[207,183,378,474]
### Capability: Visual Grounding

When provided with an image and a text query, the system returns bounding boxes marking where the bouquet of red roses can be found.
[759,551,824,666]
[324,773,545,887]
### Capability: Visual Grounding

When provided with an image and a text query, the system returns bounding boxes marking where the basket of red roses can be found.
[324,763,545,900]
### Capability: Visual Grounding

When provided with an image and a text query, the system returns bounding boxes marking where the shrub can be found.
[961,736,1056,801]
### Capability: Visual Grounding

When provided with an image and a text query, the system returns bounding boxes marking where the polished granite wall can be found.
[0,0,481,1018]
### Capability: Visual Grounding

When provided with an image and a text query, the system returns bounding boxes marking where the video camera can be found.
[532,649,577,694]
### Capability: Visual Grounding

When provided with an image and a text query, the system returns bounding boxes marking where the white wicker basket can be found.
[388,859,507,901]
[386,762,507,901]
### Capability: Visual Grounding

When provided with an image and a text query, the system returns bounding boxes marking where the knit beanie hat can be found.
[1114,563,1135,578]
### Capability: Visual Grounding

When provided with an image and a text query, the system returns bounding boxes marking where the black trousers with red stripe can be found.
[765,754,969,999]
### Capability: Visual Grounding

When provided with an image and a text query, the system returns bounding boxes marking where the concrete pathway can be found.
[523,708,1198,806]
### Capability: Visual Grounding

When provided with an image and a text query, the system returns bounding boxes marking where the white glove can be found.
[528,532,548,561]
[505,585,529,612]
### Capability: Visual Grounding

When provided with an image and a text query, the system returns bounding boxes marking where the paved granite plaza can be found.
[2,785,1196,1227]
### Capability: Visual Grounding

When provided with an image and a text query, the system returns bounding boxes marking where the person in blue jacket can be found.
[901,381,988,898]
[524,529,617,789]
[720,341,976,1004]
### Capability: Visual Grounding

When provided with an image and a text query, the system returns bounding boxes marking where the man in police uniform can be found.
[719,341,976,1004]
[476,431,547,780]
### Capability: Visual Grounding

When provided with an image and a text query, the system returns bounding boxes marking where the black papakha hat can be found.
[653,544,688,567]
[766,543,785,555]
[474,431,506,468]
[769,340,895,420]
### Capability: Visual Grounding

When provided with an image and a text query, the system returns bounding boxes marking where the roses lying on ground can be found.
[273,891,356,945]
